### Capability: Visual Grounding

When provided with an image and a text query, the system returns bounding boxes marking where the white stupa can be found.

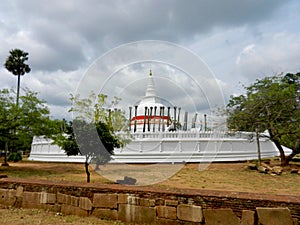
[130,70,170,132]
[29,70,292,163]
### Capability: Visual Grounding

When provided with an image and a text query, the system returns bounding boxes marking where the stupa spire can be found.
[144,70,156,98]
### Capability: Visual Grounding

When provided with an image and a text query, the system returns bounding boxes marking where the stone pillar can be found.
[167,107,170,127]
[183,111,188,131]
[143,106,147,133]
[178,107,181,126]
[149,107,153,132]
[192,113,197,128]
[129,107,132,132]
[153,106,157,132]
[158,107,162,132]
[204,114,207,131]
[134,106,137,133]
[174,106,177,130]
[162,106,165,132]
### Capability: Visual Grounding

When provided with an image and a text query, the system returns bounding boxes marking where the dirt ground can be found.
[0,208,129,225]
[1,159,300,195]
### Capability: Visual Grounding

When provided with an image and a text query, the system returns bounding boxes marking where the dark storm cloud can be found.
[1,0,287,72]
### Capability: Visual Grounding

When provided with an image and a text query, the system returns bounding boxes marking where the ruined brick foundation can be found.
[0,178,299,224]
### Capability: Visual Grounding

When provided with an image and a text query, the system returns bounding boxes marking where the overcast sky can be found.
[1,0,300,120]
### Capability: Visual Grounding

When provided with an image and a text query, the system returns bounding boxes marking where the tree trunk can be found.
[16,74,21,107]
[85,161,90,183]
[1,142,9,166]
[284,140,300,166]
[273,139,287,166]
[255,128,261,166]
[268,129,287,166]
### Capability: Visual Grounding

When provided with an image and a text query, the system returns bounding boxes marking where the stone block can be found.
[203,208,240,225]
[128,195,140,205]
[256,207,293,225]
[16,186,23,197]
[149,199,156,206]
[165,199,178,206]
[57,192,67,204]
[92,208,118,220]
[0,188,16,206]
[61,204,88,217]
[156,198,165,205]
[93,193,117,208]
[157,218,180,225]
[14,196,23,208]
[79,197,93,211]
[177,204,203,223]
[293,218,299,225]
[69,195,79,207]
[22,191,40,208]
[117,194,128,204]
[39,192,56,204]
[241,210,255,225]
[118,204,156,224]
[157,206,177,220]
[140,198,151,206]
[57,193,78,206]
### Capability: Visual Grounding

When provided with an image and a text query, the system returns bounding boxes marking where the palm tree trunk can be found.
[16,74,21,107]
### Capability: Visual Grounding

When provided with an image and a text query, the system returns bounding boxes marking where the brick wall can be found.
[0,178,299,224]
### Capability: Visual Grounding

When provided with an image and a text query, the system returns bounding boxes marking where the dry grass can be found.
[158,163,300,195]
[1,158,300,224]
[0,208,129,225]
[1,158,300,195]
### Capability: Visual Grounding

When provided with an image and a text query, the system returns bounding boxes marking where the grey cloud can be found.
[1,0,288,72]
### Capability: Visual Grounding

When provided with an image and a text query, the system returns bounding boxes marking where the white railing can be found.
[116,130,257,141]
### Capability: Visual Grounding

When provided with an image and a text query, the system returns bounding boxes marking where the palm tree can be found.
[4,49,31,106]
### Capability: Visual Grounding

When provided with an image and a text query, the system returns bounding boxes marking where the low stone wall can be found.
[0,178,299,224]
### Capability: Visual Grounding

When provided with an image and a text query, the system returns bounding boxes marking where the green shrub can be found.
[8,152,22,162]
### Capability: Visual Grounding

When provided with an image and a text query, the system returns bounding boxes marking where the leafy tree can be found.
[0,88,60,165]
[4,49,31,106]
[226,73,300,166]
[0,89,17,165]
[54,93,127,183]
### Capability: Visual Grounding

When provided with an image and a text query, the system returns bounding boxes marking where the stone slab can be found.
[118,204,156,224]
[117,194,128,204]
[203,208,240,225]
[0,188,16,206]
[22,191,40,208]
[165,199,178,206]
[177,204,203,222]
[57,193,78,206]
[256,207,293,225]
[39,192,56,204]
[157,205,177,220]
[93,193,117,209]
[157,218,180,225]
[241,210,255,225]
[92,208,118,220]
[79,197,93,211]
[61,204,88,217]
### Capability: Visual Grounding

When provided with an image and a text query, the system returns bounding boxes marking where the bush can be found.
[8,152,22,162]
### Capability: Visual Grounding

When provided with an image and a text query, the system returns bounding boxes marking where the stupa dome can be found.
[130,70,171,132]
